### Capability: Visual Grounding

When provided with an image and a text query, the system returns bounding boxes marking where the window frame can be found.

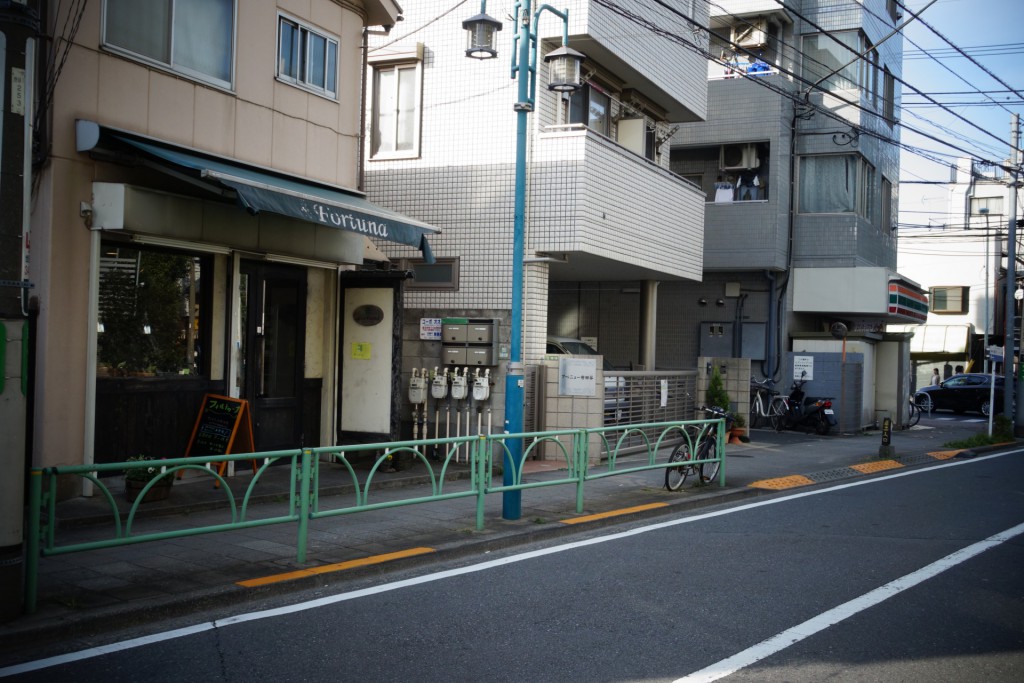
[401,257,460,291]
[369,60,424,160]
[929,286,970,315]
[102,0,236,90]
[970,196,1005,216]
[277,13,339,99]
[568,83,613,137]
[797,154,876,217]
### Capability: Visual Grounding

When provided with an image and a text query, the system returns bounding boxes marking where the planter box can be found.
[124,478,173,503]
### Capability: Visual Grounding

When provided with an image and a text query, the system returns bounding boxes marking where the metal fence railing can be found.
[602,370,698,452]
[25,416,724,614]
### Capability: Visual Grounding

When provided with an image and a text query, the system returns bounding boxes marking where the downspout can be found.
[773,105,802,381]
[359,27,369,191]
[763,270,776,379]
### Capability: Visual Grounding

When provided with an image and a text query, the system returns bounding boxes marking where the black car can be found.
[915,373,1004,416]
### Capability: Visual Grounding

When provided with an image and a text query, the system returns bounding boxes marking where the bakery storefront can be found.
[78,122,436,467]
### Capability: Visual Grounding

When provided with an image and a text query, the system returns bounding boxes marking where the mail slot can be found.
[468,325,494,343]
[444,324,468,342]
[442,346,468,365]
[467,347,493,365]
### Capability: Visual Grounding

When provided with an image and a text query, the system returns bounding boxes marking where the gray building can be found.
[668,0,925,428]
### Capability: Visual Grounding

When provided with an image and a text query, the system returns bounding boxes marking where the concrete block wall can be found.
[696,356,752,421]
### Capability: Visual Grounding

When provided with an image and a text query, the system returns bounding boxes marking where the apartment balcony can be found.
[528,127,705,283]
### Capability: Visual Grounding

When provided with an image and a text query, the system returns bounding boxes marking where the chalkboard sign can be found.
[185,394,256,480]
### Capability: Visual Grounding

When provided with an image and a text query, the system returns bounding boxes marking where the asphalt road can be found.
[5,450,1023,682]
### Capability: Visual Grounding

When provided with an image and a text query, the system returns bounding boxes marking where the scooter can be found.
[780,373,837,435]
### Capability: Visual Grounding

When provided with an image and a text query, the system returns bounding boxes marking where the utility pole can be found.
[1006,114,1020,427]
[0,0,37,620]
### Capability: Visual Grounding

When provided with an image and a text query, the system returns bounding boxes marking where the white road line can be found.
[675,520,1024,683]
[3,449,1022,678]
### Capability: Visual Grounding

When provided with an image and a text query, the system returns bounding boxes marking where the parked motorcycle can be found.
[780,373,837,435]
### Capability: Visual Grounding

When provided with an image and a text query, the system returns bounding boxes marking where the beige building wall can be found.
[31,0,389,469]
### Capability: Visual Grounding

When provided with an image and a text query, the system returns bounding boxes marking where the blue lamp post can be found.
[464,1,584,519]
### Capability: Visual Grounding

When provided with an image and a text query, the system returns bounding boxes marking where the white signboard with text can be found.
[793,355,814,381]
[558,357,597,396]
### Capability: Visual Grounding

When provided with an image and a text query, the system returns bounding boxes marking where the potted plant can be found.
[705,368,746,443]
[123,455,173,503]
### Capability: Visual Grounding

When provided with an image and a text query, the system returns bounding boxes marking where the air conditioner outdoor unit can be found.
[720,143,759,171]
[731,19,768,49]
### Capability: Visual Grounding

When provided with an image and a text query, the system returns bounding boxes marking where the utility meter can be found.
[409,371,427,404]
[451,369,468,400]
[472,371,490,401]
[431,368,448,400]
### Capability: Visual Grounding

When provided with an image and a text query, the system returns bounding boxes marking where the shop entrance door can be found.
[239,262,306,451]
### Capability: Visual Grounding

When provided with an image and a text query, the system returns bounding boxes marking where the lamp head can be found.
[544,45,586,92]
[463,13,502,59]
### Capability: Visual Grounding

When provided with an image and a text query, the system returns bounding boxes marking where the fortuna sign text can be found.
[309,203,390,238]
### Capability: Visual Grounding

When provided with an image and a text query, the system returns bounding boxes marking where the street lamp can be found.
[464,0,584,520]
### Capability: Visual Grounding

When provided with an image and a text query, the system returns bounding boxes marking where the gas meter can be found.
[408,370,427,404]
[451,368,468,400]
[431,368,449,400]
[472,370,490,401]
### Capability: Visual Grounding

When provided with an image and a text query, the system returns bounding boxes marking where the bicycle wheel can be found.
[767,397,784,431]
[906,400,921,427]
[665,441,695,491]
[749,394,762,429]
[699,436,720,483]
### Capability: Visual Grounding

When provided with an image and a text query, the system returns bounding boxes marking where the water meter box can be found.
[443,324,468,342]
[442,346,468,365]
[467,347,493,365]
[440,317,499,366]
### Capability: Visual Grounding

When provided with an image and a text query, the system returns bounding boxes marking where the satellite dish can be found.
[830,322,848,339]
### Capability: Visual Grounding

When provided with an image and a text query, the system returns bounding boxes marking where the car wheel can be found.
[980,400,991,417]
[914,392,933,413]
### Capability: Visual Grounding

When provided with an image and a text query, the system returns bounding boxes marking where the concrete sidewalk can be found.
[0,418,1003,662]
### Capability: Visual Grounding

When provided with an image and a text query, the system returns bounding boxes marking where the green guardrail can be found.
[25,418,724,614]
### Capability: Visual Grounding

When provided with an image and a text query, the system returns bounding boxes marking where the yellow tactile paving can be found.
[928,450,963,460]
[561,502,669,524]
[236,547,435,587]
[850,460,904,474]
[748,475,815,490]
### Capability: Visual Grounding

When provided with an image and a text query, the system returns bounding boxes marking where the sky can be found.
[897,0,1024,226]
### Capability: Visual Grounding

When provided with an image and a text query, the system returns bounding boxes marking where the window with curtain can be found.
[799,155,858,213]
[371,62,422,158]
[104,0,234,88]
[277,15,339,98]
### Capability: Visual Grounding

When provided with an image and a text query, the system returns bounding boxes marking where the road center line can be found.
[675,520,1024,683]
[3,449,1021,678]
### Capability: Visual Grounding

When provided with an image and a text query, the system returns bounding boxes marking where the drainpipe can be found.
[763,270,777,379]
[358,28,369,191]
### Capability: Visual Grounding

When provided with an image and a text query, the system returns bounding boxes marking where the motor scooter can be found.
[780,372,837,435]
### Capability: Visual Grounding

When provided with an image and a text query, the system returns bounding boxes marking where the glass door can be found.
[239,262,306,451]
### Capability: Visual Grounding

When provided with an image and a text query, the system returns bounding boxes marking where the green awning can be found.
[115,136,437,262]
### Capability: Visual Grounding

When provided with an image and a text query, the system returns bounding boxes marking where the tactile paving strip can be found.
[850,460,903,474]
[748,475,815,490]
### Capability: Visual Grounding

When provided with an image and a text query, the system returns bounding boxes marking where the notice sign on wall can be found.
[793,355,814,380]
[558,357,597,396]
[420,318,442,340]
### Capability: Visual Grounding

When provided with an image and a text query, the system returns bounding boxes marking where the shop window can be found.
[930,286,969,315]
[402,257,459,290]
[371,61,422,158]
[103,0,234,88]
[97,244,210,377]
[278,14,339,99]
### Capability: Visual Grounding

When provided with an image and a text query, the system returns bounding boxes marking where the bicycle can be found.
[749,377,786,430]
[906,394,923,427]
[665,405,730,491]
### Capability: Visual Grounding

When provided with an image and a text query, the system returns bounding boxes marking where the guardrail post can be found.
[297,449,312,563]
[575,429,587,514]
[475,436,487,531]
[25,470,41,614]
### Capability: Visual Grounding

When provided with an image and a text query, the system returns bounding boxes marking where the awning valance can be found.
[76,121,437,262]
